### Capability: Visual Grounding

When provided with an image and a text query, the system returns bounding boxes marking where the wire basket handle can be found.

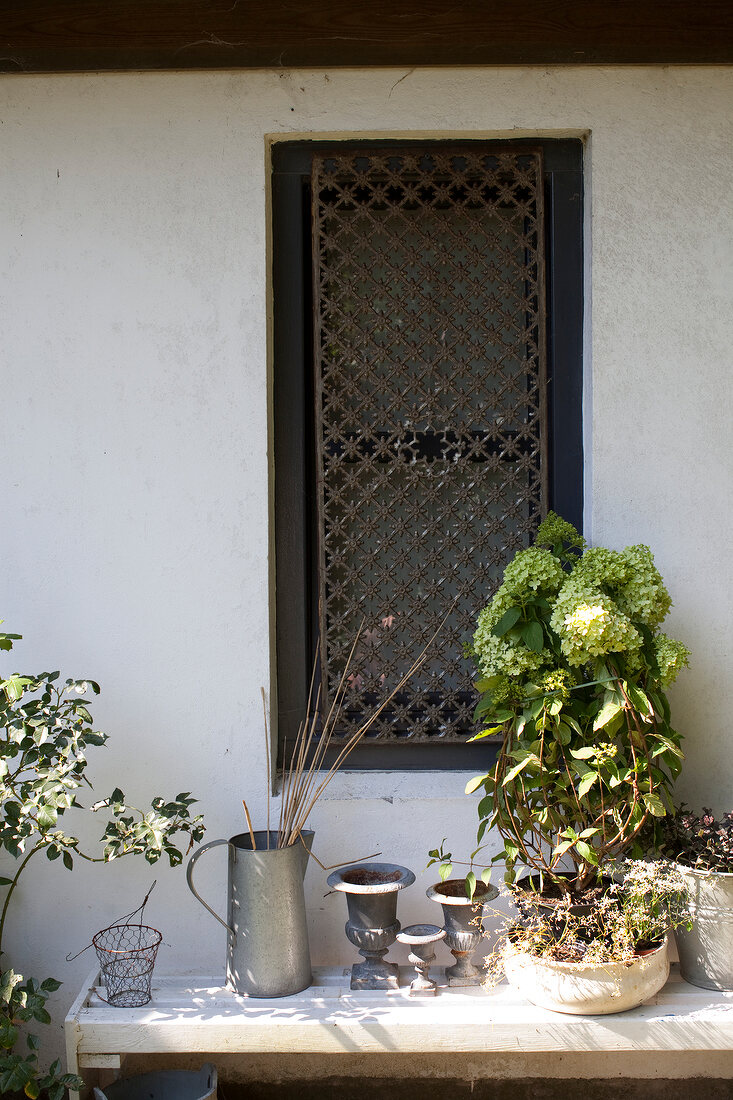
[109,880,157,928]
[66,881,157,961]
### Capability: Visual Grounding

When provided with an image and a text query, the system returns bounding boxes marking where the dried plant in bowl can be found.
[488,860,689,1015]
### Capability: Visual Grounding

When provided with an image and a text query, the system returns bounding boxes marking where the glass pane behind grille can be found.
[312,147,547,742]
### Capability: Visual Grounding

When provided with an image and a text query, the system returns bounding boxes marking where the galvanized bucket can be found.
[93,1062,216,1100]
[186,830,313,998]
[675,863,733,991]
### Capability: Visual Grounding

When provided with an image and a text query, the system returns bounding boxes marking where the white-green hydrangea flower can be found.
[572,546,630,593]
[473,607,547,679]
[654,633,690,687]
[471,586,516,634]
[550,578,641,665]
[537,668,574,702]
[615,544,672,628]
[535,512,586,551]
[500,546,565,599]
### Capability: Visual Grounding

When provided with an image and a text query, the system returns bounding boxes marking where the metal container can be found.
[396,923,445,996]
[187,830,313,998]
[675,863,733,991]
[93,1063,216,1100]
[427,878,498,985]
[327,862,415,989]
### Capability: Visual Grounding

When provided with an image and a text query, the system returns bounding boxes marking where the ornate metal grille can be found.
[312,146,547,742]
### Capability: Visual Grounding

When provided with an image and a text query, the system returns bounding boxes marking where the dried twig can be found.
[261,687,271,850]
[241,799,257,851]
[295,830,382,872]
[246,616,442,852]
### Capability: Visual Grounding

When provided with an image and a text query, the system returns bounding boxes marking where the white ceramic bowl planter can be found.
[503,938,669,1015]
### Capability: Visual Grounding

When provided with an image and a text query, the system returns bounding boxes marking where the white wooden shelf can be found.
[65,965,733,1098]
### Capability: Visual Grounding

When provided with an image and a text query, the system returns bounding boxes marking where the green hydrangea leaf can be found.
[491,607,522,638]
[643,793,666,817]
[570,746,596,760]
[577,771,598,798]
[593,701,623,731]
[575,840,598,865]
[522,621,544,653]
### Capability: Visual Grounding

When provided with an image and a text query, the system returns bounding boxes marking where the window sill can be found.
[312,769,482,802]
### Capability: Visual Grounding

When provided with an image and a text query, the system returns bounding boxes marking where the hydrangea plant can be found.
[466,513,689,896]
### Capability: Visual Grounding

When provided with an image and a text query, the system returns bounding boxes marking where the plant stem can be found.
[0,843,43,957]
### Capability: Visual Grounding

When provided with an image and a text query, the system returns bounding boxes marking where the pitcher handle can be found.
[186,839,234,933]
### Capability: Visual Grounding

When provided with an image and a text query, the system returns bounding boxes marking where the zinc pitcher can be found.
[186,829,313,997]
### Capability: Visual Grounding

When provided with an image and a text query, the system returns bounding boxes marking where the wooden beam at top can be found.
[1,0,732,74]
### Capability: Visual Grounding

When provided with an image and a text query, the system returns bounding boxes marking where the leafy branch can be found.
[425,838,492,900]
[0,622,205,1097]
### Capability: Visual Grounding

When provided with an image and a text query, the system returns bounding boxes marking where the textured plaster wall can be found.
[1,66,732,1077]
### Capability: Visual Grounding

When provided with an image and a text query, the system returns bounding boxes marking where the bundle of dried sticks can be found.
[241,622,433,852]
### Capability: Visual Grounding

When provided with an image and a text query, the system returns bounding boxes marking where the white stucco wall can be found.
[1,66,732,1079]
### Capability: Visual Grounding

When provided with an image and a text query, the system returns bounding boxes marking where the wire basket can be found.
[66,882,163,1008]
[93,920,162,1007]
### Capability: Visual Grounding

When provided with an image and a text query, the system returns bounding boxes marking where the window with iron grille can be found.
[272,139,583,768]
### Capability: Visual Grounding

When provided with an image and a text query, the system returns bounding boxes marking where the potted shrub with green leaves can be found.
[0,619,204,1099]
[463,512,689,1011]
[653,806,733,991]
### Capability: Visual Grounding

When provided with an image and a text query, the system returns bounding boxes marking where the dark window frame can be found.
[272,137,584,770]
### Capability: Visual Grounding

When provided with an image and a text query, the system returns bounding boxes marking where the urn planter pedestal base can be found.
[348,924,401,990]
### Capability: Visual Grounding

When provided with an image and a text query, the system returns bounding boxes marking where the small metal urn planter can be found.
[397,924,445,996]
[328,862,415,989]
[427,878,498,986]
